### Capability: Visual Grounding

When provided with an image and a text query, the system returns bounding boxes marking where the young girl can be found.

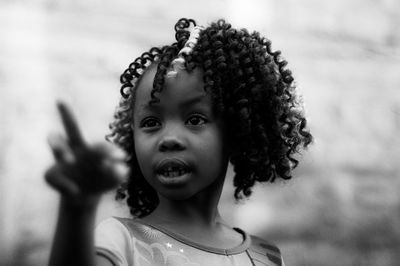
[46,18,312,266]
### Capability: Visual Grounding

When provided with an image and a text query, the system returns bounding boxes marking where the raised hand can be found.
[45,102,128,205]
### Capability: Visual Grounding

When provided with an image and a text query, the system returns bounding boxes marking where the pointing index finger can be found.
[57,101,86,148]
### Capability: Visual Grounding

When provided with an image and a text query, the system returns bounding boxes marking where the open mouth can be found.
[156,159,191,178]
[159,166,190,177]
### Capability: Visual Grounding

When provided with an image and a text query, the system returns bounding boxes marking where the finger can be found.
[48,133,75,164]
[103,160,129,183]
[87,160,128,192]
[112,163,129,184]
[45,166,80,197]
[91,142,127,162]
[57,101,85,148]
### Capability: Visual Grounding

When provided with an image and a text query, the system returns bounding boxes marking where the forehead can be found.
[134,66,208,108]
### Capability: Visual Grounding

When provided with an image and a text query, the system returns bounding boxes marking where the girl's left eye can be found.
[186,115,207,126]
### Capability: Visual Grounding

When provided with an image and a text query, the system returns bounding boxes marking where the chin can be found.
[158,188,197,201]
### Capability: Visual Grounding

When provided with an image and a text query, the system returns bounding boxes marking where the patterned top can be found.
[95,217,284,266]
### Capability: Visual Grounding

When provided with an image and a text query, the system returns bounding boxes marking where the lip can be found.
[156,171,191,187]
[155,158,191,174]
[155,158,192,186]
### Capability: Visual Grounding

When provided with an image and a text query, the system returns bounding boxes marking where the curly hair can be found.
[107,18,313,218]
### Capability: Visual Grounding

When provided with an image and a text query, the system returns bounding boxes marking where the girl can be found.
[46,18,312,266]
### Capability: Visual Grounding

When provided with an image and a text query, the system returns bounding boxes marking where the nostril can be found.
[158,137,185,152]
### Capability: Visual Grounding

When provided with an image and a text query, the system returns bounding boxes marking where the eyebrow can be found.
[139,94,208,112]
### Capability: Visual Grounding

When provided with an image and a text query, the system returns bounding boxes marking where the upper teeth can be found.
[164,168,184,173]
[161,167,188,177]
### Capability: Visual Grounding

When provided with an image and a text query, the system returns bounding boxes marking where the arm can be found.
[50,197,116,266]
[49,196,100,266]
[46,102,127,266]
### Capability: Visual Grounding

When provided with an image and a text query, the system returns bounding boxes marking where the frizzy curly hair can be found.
[107,18,313,218]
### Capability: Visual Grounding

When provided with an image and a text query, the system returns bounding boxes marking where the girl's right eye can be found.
[140,117,161,129]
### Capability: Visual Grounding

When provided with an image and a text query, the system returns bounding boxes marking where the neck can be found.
[154,195,221,228]
[143,177,225,230]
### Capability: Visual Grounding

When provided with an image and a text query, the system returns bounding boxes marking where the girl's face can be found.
[132,66,230,200]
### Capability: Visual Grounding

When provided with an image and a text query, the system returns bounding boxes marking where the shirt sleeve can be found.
[94,217,134,266]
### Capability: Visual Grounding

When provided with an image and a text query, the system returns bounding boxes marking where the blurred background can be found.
[1,0,400,265]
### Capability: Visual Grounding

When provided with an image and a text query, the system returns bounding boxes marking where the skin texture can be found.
[46,18,312,266]
[46,103,128,266]
[133,67,242,248]
[133,67,230,201]
[45,70,240,266]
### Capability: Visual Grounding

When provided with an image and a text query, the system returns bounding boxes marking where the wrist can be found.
[60,193,101,213]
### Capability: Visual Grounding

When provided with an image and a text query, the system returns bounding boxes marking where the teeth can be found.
[161,168,188,177]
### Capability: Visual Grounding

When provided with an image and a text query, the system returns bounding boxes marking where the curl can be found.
[167,25,204,78]
[108,18,313,217]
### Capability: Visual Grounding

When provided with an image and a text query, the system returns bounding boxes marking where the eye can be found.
[140,117,161,129]
[186,114,207,126]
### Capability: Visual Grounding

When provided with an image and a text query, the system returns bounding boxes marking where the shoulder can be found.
[95,217,163,246]
[95,217,132,239]
[95,217,143,235]
[95,217,137,266]
[247,234,285,266]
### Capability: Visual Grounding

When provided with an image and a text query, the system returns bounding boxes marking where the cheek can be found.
[133,133,153,175]
[198,128,227,164]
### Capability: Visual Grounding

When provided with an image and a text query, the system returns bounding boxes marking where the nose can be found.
[158,129,186,152]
